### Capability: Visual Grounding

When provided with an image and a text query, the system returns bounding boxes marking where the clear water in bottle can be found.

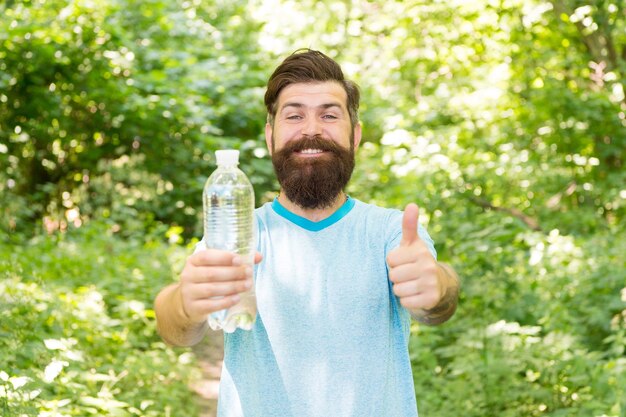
[203,149,256,333]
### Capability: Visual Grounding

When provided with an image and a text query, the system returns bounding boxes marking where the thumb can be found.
[400,203,420,246]
[254,251,263,264]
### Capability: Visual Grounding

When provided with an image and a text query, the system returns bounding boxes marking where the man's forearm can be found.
[411,262,459,325]
[154,284,209,347]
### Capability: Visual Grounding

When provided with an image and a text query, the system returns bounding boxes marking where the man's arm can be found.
[410,262,459,325]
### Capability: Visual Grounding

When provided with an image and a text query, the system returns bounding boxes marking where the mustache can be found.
[279,135,345,154]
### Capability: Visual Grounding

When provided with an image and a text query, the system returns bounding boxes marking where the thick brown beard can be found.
[271,134,355,209]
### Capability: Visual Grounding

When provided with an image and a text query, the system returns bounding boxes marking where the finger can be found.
[401,203,420,246]
[188,295,241,318]
[208,295,241,310]
[388,262,420,284]
[399,293,439,311]
[233,251,264,266]
[190,249,236,267]
[392,279,421,298]
[398,294,426,310]
[393,276,438,299]
[387,241,434,268]
[184,265,251,284]
[233,252,263,265]
[189,280,253,299]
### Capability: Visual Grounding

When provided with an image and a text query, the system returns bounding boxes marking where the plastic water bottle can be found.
[203,149,256,333]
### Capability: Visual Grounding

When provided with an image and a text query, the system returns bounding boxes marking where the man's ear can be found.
[265,122,273,155]
[353,122,362,150]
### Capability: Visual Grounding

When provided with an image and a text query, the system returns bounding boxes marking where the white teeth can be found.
[300,149,323,154]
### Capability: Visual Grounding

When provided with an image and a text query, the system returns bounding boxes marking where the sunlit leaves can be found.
[0,0,270,237]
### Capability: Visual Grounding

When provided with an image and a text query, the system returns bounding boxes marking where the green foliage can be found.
[409,221,626,417]
[0,0,272,237]
[0,224,199,416]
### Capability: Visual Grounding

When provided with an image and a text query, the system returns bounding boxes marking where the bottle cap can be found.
[215,149,240,166]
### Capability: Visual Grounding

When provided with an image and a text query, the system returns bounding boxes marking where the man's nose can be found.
[302,117,322,136]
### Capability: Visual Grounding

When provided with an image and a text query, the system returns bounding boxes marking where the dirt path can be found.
[191,332,224,417]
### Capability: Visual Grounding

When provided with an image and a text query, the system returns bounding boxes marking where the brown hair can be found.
[264,49,360,128]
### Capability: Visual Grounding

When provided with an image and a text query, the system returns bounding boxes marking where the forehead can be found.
[277,81,348,110]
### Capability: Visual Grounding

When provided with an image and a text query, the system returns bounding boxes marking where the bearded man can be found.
[155,49,459,417]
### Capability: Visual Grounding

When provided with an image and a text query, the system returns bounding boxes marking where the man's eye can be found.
[322,114,338,119]
[286,115,302,120]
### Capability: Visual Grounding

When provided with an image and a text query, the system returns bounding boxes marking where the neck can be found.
[277,192,348,222]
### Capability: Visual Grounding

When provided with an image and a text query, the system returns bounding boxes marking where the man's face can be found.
[265,82,362,209]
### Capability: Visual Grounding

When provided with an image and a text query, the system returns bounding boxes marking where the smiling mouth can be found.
[295,148,327,155]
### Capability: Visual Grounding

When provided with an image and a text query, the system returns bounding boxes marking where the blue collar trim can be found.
[271,196,355,232]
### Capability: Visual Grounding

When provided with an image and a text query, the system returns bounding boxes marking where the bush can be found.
[410,220,626,417]
[0,223,200,416]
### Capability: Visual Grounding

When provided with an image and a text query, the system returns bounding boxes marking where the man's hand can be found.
[155,249,262,346]
[179,249,263,324]
[387,204,459,324]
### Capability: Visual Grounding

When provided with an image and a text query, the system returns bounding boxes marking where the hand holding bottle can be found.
[178,249,262,324]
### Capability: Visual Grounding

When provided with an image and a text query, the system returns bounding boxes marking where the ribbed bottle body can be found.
[203,165,256,332]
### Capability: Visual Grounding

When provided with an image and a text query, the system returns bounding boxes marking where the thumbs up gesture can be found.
[387,204,443,314]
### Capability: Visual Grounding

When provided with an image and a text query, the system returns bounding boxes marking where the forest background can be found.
[1,0,625,416]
